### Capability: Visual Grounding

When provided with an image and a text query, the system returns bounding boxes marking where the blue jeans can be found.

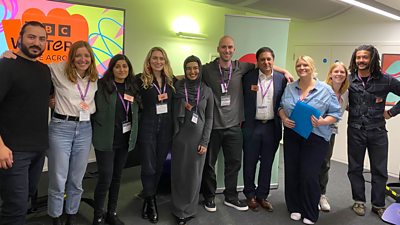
[47,117,92,217]
[0,151,45,225]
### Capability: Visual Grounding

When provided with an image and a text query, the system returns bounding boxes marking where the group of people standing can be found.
[0,20,399,225]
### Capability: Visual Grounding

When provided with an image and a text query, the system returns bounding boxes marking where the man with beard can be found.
[0,21,52,225]
[347,45,400,218]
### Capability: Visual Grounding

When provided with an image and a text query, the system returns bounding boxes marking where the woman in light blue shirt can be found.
[278,56,341,224]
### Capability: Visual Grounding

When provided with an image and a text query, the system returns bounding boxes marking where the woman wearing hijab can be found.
[171,55,214,225]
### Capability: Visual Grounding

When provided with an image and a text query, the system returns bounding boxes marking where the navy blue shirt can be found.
[348,71,400,129]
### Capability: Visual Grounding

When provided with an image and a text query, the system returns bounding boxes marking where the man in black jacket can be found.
[347,45,400,218]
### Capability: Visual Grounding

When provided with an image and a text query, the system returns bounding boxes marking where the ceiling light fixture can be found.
[339,0,400,20]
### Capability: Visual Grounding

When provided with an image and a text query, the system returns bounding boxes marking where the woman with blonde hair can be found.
[319,62,349,212]
[47,41,98,225]
[135,47,175,223]
[279,56,341,224]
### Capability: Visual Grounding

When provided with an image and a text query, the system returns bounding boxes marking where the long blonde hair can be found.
[324,62,349,95]
[140,47,174,91]
[65,41,98,83]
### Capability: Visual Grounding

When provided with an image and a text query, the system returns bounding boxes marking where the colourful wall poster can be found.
[382,54,400,105]
[0,0,125,75]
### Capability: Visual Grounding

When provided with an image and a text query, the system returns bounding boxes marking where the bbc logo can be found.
[43,23,71,37]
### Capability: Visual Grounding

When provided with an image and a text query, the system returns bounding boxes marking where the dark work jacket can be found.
[134,74,175,143]
[348,71,400,130]
[92,81,139,151]
[242,68,287,144]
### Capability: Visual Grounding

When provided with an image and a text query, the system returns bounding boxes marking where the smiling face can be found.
[185,61,200,81]
[355,50,371,72]
[217,36,235,63]
[329,64,347,86]
[113,59,129,83]
[296,59,313,78]
[257,51,274,75]
[149,50,165,74]
[73,47,92,75]
[18,25,47,59]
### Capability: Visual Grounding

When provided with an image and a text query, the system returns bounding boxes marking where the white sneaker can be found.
[290,212,301,221]
[303,218,315,224]
[319,195,331,212]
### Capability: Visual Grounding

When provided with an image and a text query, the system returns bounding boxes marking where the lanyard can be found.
[298,88,312,102]
[77,79,90,102]
[218,63,232,92]
[357,74,371,88]
[153,81,167,95]
[114,82,130,121]
[258,77,273,100]
[184,82,201,113]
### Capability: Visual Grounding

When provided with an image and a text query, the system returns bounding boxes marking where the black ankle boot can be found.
[142,199,149,219]
[66,214,77,225]
[106,212,124,225]
[92,213,105,225]
[146,196,158,223]
[52,217,62,225]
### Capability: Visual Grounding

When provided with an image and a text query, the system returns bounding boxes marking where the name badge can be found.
[191,112,198,124]
[185,103,193,111]
[122,121,131,133]
[156,103,168,114]
[80,101,89,111]
[158,93,168,101]
[257,106,268,114]
[221,84,228,93]
[124,94,134,102]
[79,110,90,121]
[221,95,231,106]
[251,85,259,92]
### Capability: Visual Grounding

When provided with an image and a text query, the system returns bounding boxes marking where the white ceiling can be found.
[192,0,400,21]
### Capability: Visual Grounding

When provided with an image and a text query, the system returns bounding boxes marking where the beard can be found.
[20,42,45,59]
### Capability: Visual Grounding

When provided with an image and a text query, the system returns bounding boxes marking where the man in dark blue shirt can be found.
[347,45,400,218]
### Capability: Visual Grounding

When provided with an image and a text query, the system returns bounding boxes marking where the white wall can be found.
[287,7,400,177]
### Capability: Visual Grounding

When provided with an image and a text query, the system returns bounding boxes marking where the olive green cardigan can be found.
[92,85,139,151]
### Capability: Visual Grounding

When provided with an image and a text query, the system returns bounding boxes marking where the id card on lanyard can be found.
[77,79,91,121]
[154,81,168,114]
[219,64,232,106]
[184,82,201,124]
[114,82,132,134]
[257,77,273,114]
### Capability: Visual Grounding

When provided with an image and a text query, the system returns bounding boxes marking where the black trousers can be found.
[202,125,243,201]
[0,151,45,225]
[139,140,171,197]
[347,126,388,207]
[93,147,129,216]
[243,121,278,199]
[284,128,328,223]
[319,134,335,195]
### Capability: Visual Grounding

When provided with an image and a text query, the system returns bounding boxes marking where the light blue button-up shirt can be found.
[280,79,341,141]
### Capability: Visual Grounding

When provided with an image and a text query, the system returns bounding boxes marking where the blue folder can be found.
[289,101,321,139]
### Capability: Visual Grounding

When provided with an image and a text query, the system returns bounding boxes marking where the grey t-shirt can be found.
[202,58,254,129]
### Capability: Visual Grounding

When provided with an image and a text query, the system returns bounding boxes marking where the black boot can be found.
[66,214,77,225]
[52,217,62,225]
[146,196,158,223]
[142,198,148,219]
[105,212,125,225]
[92,213,105,225]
